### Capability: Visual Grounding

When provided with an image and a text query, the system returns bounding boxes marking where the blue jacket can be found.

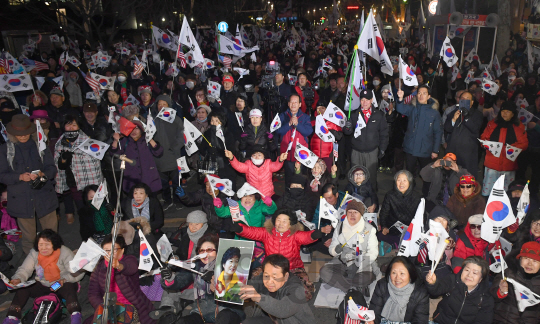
[397,98,443,158]
[276,109,313,146]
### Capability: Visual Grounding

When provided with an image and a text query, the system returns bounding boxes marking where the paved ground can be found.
[0,167,420,323]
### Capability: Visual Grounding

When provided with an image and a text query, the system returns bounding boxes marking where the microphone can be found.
[112,154,136,166]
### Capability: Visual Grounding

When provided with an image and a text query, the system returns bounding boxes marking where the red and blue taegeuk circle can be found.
[298,150,309,159]
[7,79,21,86]
[486,201,510,222]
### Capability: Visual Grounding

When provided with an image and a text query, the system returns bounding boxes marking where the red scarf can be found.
[362,108,372,123]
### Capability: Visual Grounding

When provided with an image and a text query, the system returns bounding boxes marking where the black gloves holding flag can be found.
[161,267,173,281]
[230,223,243,233]
[310,229,323,240]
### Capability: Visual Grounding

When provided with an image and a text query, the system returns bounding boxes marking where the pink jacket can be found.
[230,158,283,197]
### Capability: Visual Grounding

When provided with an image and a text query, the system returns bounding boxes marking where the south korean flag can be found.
[294,141,318,168]
[315,115,335,142]
[156,107,176,123]
[77,138,110,160]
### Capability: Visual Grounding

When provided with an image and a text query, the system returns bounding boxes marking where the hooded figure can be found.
[345,165,378,212]
[65,71,83,107]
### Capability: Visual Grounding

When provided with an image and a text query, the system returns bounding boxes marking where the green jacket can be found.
[215,200,277,239]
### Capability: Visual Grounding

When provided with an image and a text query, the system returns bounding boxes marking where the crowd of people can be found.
[0,22,539,324]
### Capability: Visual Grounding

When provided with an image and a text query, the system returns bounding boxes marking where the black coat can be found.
[343,108,389,153]
[370,278,429,324]
[79,116,113,143]
[277,188,315,221]
[122,196,164,235]
[427,271,495,324]
[444,107,483,176]
[170,226,214,261]
[238,123,277,154]
[179,188,232,233]
[379,183,422,236]
[44,101,81,127]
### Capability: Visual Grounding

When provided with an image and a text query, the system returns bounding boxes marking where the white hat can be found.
[249,109,262,118]
[237,182,261,198]
[468,214,483,225]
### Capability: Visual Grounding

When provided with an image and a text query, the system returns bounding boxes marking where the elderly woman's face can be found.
[241,194,255,207]
[275,214,291,233]
[103,243,124,263]
[64,121,79,132]
[396,174,410,194]
[460,183,474,197]
[189,222,204,233]
[199,242,217,264]
[250,116,262,127]
[390,262,411,288]
[108,91,119,104]
[38,238,54,256]
[197,108,208,121]
[461,263,483,288]
[531,220,540,238]
[312,163,323,176]
[133,188,147,204]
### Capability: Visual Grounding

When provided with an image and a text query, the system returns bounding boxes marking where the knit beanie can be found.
[155,94,172,108]
[346,200,365,215]
[187,210,208,224]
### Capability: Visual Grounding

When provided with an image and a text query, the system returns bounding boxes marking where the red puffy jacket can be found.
[480,120,528,171]
[238,219,315,270]
[451,223,500,274]
[310,115,342,158]
[295,80,319,114]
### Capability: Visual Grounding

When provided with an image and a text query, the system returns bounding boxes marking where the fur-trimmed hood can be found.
[410,97,439,110]
[26,90,48,107]
[264,218,304,236]
[128,216,152,235]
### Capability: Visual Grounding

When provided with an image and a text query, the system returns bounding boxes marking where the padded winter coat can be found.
[229,157,283,197]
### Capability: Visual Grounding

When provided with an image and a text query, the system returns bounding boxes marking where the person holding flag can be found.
[320,200,379,295]
[276,94,313,187]
[426,256,495,324]
[343,89,389,192]
[238,108,277,157]
[309,99,343,170]
[490,241,540,323]
[480,101,528,196]
[397,85,443,188]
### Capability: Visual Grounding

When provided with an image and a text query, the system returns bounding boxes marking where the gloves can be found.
[378,150,385,159]
[230,223,243,233]
[263,196,273,206]
[507,219,519,233]
[201,270,214,283]
[213,198,223,208]
[344,121,352,129]
[241,133,248,138]
[334,244,344,254]
[267,132,273,140]
[161,267,173,281]
[175,186,185,198]
[311,229,323,240]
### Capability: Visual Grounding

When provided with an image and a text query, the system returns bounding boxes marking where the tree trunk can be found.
[497,0,511,59]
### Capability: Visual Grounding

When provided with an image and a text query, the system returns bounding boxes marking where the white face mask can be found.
[251,158,264,166]
[186,81,195,89]
[373,80,380,86]
[508,75,516,83]
[118,76,126,82]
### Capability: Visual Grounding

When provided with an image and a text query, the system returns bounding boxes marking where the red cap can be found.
[222,75,234,84]
[516,241,540,263]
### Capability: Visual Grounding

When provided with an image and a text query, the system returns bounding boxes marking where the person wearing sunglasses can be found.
[446,174,486,227]
[452,214,501,274]
[152,210,213,320]
[490,241,540,324]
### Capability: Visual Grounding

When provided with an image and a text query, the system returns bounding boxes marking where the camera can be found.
[302,86,315,115]
[441,160,452,167]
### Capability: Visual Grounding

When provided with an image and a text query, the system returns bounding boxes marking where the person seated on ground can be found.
[297,158,338,200]
[224,145,287,199]
[491,241,540,323]
[240,254,316,324]
[345,165,378,213]
[452,214,501,274]
[446,174,486,228]
[230,208,322,300]
[151,210,213,321]
[215,182,277,235]
[87,234,156,324]
[238,109,277,158]
[414,205,458,279]
[159,233,245,324]
[368,256,429,324]
[379,170,422,249]
[426,256,495,324]
[110,118,164,195]
[3,230,84,324]
[276,174,314,219]
[320,200,379,296]
[420,153,469,210]
[307,183,347,255]
[79,184,115,243]
[122,183,164,237]
[175,174,232,237]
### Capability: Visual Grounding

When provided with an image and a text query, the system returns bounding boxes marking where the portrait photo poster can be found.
[214,238,254,305]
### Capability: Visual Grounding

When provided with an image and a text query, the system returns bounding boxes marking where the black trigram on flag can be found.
[493,226,502,234]
[493,189,504,197]
[398,245,406,254]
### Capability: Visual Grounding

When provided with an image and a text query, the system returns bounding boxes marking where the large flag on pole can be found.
[178,16,204,63]
[440,37,458,67]
[398,198,425,257]
[356,9,393,75]
[399,55,418,86]
[481,175,517,243]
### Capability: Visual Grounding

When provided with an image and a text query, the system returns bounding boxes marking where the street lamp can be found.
[162,17,165,21]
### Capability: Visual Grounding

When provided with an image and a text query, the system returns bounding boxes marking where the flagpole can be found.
[500,247,505,280]
[399,55,402,91]
[318,196,323,230]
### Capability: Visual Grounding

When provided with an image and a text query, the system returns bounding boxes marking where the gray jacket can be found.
[245,274,315,324]
[151,106,184,172]
[420,162,469,204]
[12,246,84,287]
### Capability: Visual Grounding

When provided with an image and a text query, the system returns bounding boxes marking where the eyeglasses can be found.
[531,222,540,228]
[354,173,365,177]
[460,185,473,189]
[198,248,216,254]
[470,224,481,230]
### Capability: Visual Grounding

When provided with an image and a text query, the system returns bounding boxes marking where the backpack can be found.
[22,293,63,324]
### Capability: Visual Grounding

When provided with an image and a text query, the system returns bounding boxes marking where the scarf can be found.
[310,160,327,192]
[37,248,61,283]
[490,118,518,145]
[61,131,79,147]
[91,202,113,234]
[381,281,415,322]
[362,108,372,123]
[131,197,150,221]
[187,223,208,244]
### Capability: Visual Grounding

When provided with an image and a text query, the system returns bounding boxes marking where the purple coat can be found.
[88,256,156,324]
[110,137,163,193]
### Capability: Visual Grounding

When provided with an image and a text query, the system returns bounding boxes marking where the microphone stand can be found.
[99,157,126,324]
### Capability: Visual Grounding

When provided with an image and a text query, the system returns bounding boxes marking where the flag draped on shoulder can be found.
[356,9,393,75]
